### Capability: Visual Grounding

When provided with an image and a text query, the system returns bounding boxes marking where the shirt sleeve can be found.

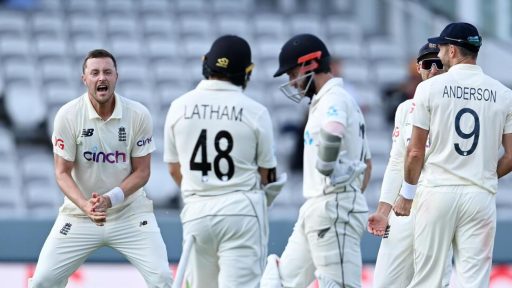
[163,104,179,163]
[412,81,431,130]
[379,102,408,205]
[52,107,76,161]
[256,109,277,169]
[131,106,156,157]
[319,91,350,128]
[504,89,512,134]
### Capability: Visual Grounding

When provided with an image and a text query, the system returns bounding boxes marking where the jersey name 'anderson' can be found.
[442,85,496,103]
[183,104,243,121]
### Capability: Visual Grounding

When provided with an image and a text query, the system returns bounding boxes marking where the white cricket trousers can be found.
[373,209,452,288]
[30,211,173,288]
[407,187,496,288]
[279,190,368,288]
[181,190,267,288]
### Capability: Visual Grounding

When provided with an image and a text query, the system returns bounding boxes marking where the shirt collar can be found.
[448,63,482,73]
[311,77,344,107]
[84,92,122,120]
[196,80,243,92]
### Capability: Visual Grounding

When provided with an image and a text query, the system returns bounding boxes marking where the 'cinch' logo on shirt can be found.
[137,137,152,147]
[83,150,127,163]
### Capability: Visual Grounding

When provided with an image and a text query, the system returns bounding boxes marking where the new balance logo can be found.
[60,222,72,235]
[82,128,94,137]
[139,220,148,227]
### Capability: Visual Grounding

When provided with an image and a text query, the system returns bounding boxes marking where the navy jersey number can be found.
[454,108,480,156]
[190,129,235,181]
[359,122,366,161]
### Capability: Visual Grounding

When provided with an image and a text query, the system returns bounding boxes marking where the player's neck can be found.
[90,95,115,121]
[313,73,333,92]
[451,56,476,67]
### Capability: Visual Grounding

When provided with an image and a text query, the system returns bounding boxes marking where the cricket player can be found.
[368,43,453,287]
[30,49,173,288]
[164,35,285,288]
[394,22,512,287]
[330,57,373,192]
[261,34,369,288]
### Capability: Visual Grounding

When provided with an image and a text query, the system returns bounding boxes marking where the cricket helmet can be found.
[203,35,254,88]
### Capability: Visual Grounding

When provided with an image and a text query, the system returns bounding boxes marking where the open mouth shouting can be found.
[97,84,109,93]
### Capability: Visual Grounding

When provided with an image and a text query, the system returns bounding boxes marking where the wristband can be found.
[104,187,125,207]
[316,158,336,172]
[400,181,417,200]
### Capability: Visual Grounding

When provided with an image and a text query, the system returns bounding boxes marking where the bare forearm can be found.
[497,153,512,178]
[56,172,88,211]
[168,163,182,187]
[361,159,372,192]
[120,170,150,197]
[404,150,424,184]
[376,202,393,217]
[171,174,182,187]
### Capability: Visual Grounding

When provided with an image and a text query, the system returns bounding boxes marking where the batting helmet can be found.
[274,33,330,77]
[202,35,254,88]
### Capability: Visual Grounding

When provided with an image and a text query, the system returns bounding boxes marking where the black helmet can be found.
[274,34,330,77]
[203,35,254,87]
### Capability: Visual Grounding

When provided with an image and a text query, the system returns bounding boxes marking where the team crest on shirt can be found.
[327,106,339,117]
[118,127,126,142]
[304,130,313,145]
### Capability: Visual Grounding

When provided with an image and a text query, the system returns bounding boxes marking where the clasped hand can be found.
[85,193,113,226]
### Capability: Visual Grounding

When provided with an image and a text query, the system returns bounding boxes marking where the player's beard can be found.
[441,59,451,71]
[91,87,115,106]
[303,74,316,101]
[94,81,116,103]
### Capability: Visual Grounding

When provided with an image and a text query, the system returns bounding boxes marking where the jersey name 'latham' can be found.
[184,104,243,121]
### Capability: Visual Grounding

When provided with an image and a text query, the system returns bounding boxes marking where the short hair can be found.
[330,56,342,63]
[315,56,331,74]
[206,70,249,88]
[457,45,478,59]
[202,60,250,88]
[82,49,117,73]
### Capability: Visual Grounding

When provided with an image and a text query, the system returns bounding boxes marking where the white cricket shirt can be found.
[379,99,433,205]
[303,78,369,198]
[412,64,512,194]
[164,80,277,199]
[52,93,155,215]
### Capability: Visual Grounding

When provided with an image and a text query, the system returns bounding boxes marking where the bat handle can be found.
[172,236,195,288]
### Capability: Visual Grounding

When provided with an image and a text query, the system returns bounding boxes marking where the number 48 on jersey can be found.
[189,129,235,182]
